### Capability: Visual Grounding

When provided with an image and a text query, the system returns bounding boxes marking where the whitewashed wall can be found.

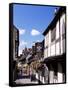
[44,33,49,58]
[44,13,65,58]
[44,48,48,58]
[56,20,60,39]
[48,47,50,57]
[51,43,55,56]
[45,33,49,47]
[55,20,60,55]
[60,13,65,54]
[62,39,65,53]
[56,42,60,55]
[48,30,51,57]
[44,36,46,58]
[49,30,51,45]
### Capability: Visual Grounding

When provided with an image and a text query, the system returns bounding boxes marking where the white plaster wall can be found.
[49,70,54,83]
[44,34,48,58]
[56,42,60,55]
[48,46,50,57]
[44,12,65,57]
[62,39,65,53]
[44,36,46,58]
[47,33,49,46]
[44,49,48,58]
[60,13,65,36]
[45,33,49,47]
[44,30,51,58]
[51,43,55,56]
[60,37,63,54]
[48,30,51,57]
[60,13,65,54]
[49,30,51,46]
[56,20,59,39]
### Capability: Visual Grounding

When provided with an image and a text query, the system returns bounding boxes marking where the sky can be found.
[13,4,60,55]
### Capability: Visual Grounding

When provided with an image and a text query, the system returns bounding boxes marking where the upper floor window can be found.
[51,27,56,42]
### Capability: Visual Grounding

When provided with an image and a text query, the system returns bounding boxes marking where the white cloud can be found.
[36,40,40,42]
[19,29,25,35]
[31,29,40,36]
[20,40,27,46]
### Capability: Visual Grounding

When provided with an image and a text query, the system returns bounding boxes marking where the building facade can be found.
[10,25,19,82]
[13,26,19,61]
[43,7,66,84]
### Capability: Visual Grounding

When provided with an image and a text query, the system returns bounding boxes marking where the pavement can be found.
[14,75,39,84]
[15,78,38,84]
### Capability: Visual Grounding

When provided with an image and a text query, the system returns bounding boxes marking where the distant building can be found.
[35,41,43,59]
[32,41,44,60]
[43,7,66,83]
[23,47,28,57]
[32,43,36,55]
[28,48,32,55]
